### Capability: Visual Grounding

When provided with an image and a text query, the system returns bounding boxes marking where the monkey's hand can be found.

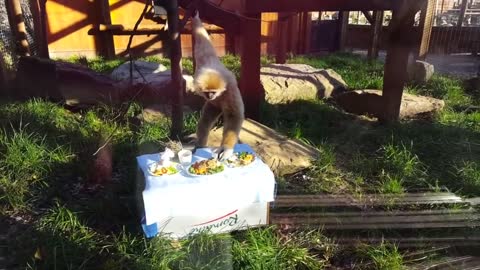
[214,147,234,161]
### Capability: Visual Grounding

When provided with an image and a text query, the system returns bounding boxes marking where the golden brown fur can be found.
[192,13,244,151]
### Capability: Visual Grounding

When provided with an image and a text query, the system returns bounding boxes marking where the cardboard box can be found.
[141,202,269,239]
[136,168,272,239]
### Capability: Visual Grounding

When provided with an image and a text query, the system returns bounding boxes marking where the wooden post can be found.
[457,0,468,28]
[167,0,184,138]
[381,4,416,122]
[98,0,115,58]
[417,0,435,60]
[29,0,48,58]
[298,12,312,54]
[225,33,235,55]
[39,0,49,58]
[0,52,6,92]
[6,0,31,56]
[240,13,262,120]
[336,11,349,52]
[368,11,383,59]
[304,12,312,53]
[275,13,288,64]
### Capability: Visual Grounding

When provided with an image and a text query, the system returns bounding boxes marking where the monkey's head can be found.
[194,68,227,101]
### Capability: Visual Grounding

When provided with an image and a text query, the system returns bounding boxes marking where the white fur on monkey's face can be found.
[194,68,227,101]
[200,88,225,101]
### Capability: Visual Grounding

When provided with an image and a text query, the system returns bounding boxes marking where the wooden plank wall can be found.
[44,1,303,58]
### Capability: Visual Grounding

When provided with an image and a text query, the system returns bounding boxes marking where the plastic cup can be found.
[178,149,192,166]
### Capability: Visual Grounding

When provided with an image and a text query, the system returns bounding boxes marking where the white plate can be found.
[186,161,225,177]
[223,152,256,168]
[147,162,180,177]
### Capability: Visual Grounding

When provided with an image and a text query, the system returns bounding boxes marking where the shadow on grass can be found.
[262,100,480,196]
[0,101,153,232]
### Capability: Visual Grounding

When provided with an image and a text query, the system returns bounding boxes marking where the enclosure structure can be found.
[184,0,430,122]
[0,0,449,125]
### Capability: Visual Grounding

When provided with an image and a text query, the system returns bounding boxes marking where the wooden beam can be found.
[6,0,31,56]
[362,11,374,25]
[381,3,417,122]
[335,11,349,51]
[88,26,225,36]
[166,0,184,138]
[242,0,421,13]
[417,0,435,60]
[457,0,468,28]
[368,11,383,59]
[274,192,465,208]
[240,13,262,120]
[97,0,115,59]
[196,0,242,34]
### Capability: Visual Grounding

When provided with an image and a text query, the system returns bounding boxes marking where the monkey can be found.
[191,12,244,160]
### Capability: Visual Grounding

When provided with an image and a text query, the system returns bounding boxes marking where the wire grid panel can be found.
[20,0,38,56]
[0,0,17,71]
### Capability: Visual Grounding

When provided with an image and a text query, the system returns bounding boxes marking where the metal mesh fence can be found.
[0,0,39,74]
[20,0,38,56]
[0,0,17,71]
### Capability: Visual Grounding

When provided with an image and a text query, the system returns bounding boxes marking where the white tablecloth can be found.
[137,144,276,225]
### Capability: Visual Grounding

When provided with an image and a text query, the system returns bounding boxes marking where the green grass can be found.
[0,99,336,269]
[288,53,385,90]
[361,242,403,270]
[3,52,480,269]
[262,53,480,197]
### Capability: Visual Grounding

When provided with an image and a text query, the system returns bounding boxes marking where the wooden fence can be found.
[44,1,311,58]
[24,1,480,59]
[334,24,480,55]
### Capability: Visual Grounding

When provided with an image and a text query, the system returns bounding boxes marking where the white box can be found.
[136,144,276,239]
[141,202,269,239]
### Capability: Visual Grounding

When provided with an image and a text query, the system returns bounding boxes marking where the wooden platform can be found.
[270,193,480,251]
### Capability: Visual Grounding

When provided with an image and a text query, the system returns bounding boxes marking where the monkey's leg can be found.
[221,110,244,149]
[196,102,222,148]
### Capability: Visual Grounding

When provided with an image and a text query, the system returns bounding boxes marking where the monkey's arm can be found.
[221,110,244,149]
[196,102,222,148]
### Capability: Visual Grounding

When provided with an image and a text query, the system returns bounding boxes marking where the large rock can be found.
[110,60,202,107]
[110,60,168,81]
[13,56,204,109]
[56,61,124,106]
[190,119,320,176]
[260,64,348,104]
[116,71,203,109]
[333,89,445,119]
[14,56,62,100]
[140,104,193,123]
[14,56,122,105]
[408,60,434,84]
